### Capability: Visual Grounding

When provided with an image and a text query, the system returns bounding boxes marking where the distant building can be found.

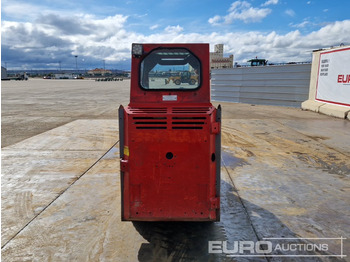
[210,44,234,69]
[87,68,112,76]
[1,66,8,80]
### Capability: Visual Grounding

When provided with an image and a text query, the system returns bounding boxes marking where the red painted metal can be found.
[119,43,220,221]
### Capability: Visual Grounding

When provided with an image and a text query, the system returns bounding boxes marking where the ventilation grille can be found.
[171,116,206,130]
[172,107,211,114]
[129,107,167,114]
[130,107,211,130]
[133,116,167,129]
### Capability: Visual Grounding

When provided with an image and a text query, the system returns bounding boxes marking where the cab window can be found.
[140,48,200,90]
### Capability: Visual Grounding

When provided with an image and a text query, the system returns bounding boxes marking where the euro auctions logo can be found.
[209,240,274,254]
[208,237,347,258]
[337,74,350,84]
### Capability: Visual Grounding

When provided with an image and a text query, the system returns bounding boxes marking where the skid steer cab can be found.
[119,43,221,221]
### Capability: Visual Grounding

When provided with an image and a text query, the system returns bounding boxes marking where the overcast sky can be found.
[2,0,350,70]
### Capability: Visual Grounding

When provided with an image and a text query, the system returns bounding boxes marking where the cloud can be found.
[1,13,129,69]
[304,20,350,46]
[208,16,222,26]
[150,24,159,30]
[37,14,92,35]
[261,0,279,7]
[164,25,184,34]
[285,9,296,17]
[2,6,350,70]
[2,1,47,21]
[2,0,85,22]
[208,1,271,25]
[290,21,310,28]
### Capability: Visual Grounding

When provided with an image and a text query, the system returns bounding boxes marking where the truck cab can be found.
[119,43,221,221]
[248,58,268,66]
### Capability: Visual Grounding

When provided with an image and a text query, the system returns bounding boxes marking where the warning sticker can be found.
[124,146,129,156]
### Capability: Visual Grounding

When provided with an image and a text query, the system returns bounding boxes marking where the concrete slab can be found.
[6,119,118,151]
[2,118,349,260]
[278,118,350,154]
[1,143,257,261]
[1,79,129,148]
[1,116,73,147]
[301,99,325,112]
[319,103,350,119]
[2,79,350,260]
[214,101,331,121]
[1,150,106,244]
[1,150,139,261]
[1,120,118,246]
[280,118,350,154]
[221,119,350,255]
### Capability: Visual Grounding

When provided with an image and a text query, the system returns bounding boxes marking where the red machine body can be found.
[119,43,221,221]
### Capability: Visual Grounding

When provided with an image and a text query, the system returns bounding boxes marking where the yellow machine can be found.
[165,71,198,85]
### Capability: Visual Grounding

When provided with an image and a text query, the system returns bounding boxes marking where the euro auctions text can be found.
[208,237,347,258]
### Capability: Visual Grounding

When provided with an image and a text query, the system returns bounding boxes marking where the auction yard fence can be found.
[211,64,311,107]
